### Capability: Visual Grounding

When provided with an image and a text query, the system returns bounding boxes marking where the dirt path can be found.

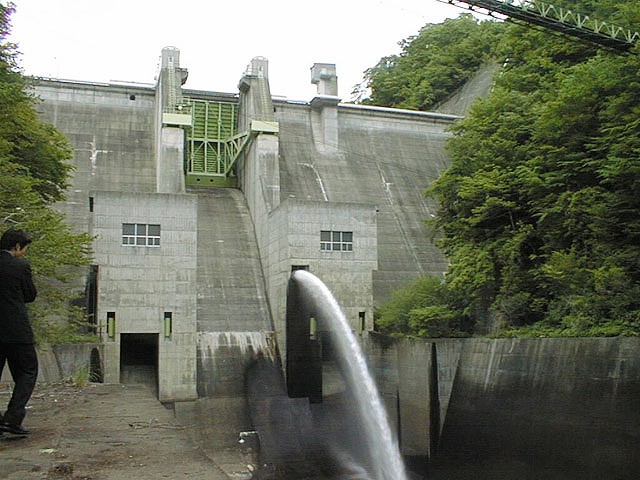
[0,382,252,479]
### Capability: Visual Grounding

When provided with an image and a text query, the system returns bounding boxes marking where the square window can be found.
[122,223,161,248]
[320,230,353,253]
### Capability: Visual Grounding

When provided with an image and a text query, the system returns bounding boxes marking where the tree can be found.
[429,2,640,336]
[0,3,72,202]
[371,1,640,338]
[0,2,93,343]
[375,275,470,338]
[356,14,505,110]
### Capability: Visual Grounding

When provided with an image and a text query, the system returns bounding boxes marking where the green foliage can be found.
[0,4,71,201]
[0,3,93,343]
[70,366,102,387]
[375,1,640,338]
[71,367,90,388]
[375,276,470,338]
[357,14,506,110]
[427,1,640,337]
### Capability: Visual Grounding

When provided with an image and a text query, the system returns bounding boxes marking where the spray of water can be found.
[291,270,408,480]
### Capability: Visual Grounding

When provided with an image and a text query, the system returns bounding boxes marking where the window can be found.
[320,230,353,251]
[122,223,161,247]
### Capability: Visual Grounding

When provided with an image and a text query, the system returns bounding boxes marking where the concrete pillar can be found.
[237,57,281,214]
[238,56,276,127]
[310,63,340,153]
[311,63,338,97]
[155,47,189,194]
[158,127,186,194]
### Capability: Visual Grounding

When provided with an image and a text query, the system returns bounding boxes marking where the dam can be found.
[33,47,456,402]
[26,47,640,478]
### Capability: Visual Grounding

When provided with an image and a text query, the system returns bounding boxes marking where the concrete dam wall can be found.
[365,335,640,479]
[30,50,459,402]
[26,49,640,476]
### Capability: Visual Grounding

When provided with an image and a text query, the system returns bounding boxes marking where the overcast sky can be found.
[8,0,465,101]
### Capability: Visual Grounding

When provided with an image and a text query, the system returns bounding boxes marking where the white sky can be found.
[8,0,465,101]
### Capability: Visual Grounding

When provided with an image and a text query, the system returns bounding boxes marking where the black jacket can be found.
[0,250,38,343]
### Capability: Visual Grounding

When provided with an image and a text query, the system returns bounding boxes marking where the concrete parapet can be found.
[0,343,102,384]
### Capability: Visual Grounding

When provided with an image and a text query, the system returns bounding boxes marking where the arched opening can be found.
[90,347,103,383]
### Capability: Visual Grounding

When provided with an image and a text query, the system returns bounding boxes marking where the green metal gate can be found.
[184,98,247,187]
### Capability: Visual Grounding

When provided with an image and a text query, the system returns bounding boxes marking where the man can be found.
[0,228,38,435]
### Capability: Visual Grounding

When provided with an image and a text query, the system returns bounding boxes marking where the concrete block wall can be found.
[288,200,377,332]
[90,191,198,401]
[262,199,377,363]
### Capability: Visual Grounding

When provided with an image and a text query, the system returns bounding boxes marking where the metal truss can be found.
[184,98,242,180]
[439,0,640,52]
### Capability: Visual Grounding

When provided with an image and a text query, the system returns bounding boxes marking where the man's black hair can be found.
[0,228,33,251]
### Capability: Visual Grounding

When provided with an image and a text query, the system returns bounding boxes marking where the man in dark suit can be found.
[0,228,38,435]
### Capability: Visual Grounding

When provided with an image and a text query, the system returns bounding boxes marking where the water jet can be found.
[284,270,408,480]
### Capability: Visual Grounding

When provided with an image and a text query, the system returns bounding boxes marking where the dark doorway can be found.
[90,347,103,383]
[120,333,158,396]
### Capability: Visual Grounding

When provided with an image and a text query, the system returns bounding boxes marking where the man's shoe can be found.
[0,422,30,435]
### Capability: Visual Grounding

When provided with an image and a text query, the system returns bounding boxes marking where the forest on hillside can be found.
[367,1,640,338]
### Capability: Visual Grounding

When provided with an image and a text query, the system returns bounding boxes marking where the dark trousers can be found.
[0,343,38,426]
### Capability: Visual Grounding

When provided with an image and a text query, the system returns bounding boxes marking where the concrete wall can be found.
[90,191,198,401]
[437,337,640,479]
[364,335,640,479]
[192,187,274,397]
[32,56,458,403]
[263,199,378,359]
[275,100,454,305]
[0,343,102,384]
[33,80,157,231]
